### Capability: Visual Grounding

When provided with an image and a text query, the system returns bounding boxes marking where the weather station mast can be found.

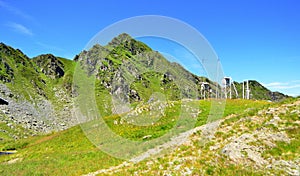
[200,82,211,100]
[222,77,239,99]
[242,80,250,99]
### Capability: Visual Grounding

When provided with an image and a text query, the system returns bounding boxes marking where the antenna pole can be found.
[242,81,245,99]
[229,78,232,99]
[246,80,250,99]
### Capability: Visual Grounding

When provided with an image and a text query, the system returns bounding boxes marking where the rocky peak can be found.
[108,33,152,55]
[108,33,133,47]
[33,54,65,79]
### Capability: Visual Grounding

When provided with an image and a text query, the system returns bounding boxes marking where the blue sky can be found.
[0,0,299,96]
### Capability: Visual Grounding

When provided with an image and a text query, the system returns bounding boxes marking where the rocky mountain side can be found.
[77,33,201,104]
[0,43,76,141]
[77,34,289,105]
[33,54,65,79]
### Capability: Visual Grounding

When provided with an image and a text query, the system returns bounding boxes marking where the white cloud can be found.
[276,85,300,89]
[264,82,300,89]
[0,0,33,20]
[7,22,33,36]
[263,82,285,87]
[263,81,300,97]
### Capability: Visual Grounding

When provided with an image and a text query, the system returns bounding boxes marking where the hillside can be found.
[0,98,299,175]
[232,80,289,101]
[0,43,76,141]
[77,33,202,99]
[74,33,288,118]
[0,34,297,175]
[87,98,300,176]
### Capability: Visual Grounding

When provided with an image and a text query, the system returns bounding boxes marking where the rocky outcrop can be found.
[33,54,65,79]
[215,100,300,175]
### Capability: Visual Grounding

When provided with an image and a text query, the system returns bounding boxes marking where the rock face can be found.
[33,54,65,79]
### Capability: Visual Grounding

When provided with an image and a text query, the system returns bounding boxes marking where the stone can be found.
[142,135,152,140]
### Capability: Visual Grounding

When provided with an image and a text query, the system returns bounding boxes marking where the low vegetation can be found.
[0,99,276,175]
[96,98,299,176]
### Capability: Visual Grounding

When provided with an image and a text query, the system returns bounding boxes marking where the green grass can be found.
[0,126,123,175]
[221,99,271,126]
[0,120,35,143]
[262,124,300,160]
[112,99,299,175]
[102,101,182,141]
[0,43,76,113]
[0,99,272,175]
[0,100,264,175]
[223,99,271,117]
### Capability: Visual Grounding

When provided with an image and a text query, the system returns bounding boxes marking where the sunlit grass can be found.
[0,99,273,175]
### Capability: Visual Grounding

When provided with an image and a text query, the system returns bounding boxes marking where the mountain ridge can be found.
[0,34,290,140]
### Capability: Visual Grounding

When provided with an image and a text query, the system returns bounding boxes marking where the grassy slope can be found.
[0,122,33,142]
[0,99,271,175]
[0,126,122,175]
[112,98,299,175]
